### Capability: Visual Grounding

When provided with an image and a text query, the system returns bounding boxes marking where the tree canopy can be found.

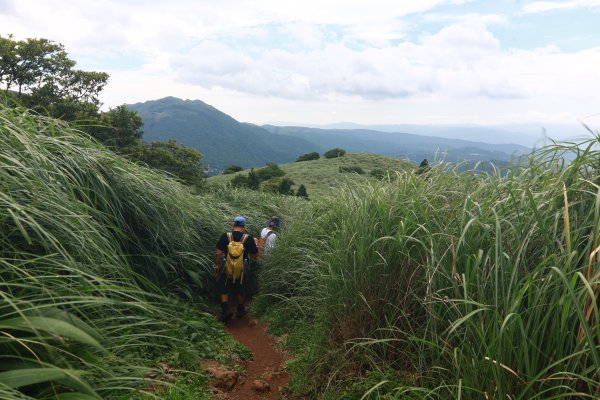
[324,148,346,159]
[129,140,206,186]
[1,35,108,112]
[296,152,320,162]
[1,34,207,187]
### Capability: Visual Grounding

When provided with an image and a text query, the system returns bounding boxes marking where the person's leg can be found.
[236,293,246,318]
[217,275,232,322]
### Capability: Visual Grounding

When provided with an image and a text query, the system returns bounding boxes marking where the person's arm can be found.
[214,249,223,269]
[214,234,227,273]
[246,235,258,260]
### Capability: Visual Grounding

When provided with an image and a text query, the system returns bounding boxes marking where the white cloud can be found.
[0,0,598,125]
[522,0,600,14]
[171,20,536,100]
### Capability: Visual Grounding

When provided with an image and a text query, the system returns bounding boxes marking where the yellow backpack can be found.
[225,232,249,283]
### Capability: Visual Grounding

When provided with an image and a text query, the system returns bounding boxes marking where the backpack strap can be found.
[241,234,249,244]
[227,232,233,242]
[265,230,275,238]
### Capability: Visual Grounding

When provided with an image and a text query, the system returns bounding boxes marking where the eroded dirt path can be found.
[221,313,290,399]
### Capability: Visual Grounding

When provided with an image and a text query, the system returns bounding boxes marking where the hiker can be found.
[214,216,258,322]
[260,216,280,256]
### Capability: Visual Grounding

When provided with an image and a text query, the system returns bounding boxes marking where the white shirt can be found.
[260,227,277,254]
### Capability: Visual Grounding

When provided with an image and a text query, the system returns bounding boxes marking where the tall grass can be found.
[0,105,301,399]
[256,134,600,399]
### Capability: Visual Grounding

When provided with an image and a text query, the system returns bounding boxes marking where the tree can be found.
[247,169,260,190]
[0,35,108,118]
[256,162,285,181]
[130,140,206,186]
[324,148,346,159]
[89,105,143,148]
[296,152,320,162]
[370,168,386,179]
[261,179,280,194]
[223,165,243,174]
[296,184,309,199]
[230,174,249,188]
[278,177,295,195]
[417,159,430,176]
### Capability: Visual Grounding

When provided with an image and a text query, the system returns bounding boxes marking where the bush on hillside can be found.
[128,139,206,186]
[223,164,243,174]
[369,168,396,180]
[262,177,296,195]
[369,168,386,179]
[296,152,320,162]
[324,147,346,158]
[296,184,309,199]
[339,165,365,174]
[256,162,286,181]
[230,173,249,188]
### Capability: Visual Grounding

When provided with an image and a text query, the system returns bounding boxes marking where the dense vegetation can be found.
[296,152,320,162]
[0,105,299,399]
[0,35,207,187]
[211,153,414,198]
[255,135,600,399]
[324,147,346,159]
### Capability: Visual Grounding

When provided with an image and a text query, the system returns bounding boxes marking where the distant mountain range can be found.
[263,125,529,165]
[128,97,534,174]
[128,97,317,172]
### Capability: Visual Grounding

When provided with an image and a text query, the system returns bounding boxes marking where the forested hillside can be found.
[128,97,320,172]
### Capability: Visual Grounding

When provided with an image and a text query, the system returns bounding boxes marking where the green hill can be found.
[263,125,530,164]
[210,153,415,198]
[127,97,321,173]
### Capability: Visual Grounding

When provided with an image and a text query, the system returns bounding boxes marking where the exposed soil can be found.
[211,312,290,399]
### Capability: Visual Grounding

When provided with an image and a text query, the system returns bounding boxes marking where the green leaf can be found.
[0,317,103,349]
[0,368,84,389]
[55,392,100,400]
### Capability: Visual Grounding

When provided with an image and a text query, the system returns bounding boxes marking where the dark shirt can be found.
[216,231,258,259]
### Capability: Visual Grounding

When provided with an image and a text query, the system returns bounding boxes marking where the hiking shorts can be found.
[216,273,248,296]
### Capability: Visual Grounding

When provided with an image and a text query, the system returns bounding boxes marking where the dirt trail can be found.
[222,313,290,399]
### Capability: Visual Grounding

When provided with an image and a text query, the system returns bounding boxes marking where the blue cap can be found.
[233,216,246,226]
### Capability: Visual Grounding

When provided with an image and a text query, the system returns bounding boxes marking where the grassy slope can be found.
[0,105,303,399]
[210,153,415,198]
[254,137,600,399]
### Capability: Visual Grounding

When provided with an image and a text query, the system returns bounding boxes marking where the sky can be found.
[1,0,599,128]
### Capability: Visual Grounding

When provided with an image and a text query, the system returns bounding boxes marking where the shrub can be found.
[296,184,309,199]
[230,173,249,187]
[339,165,364,174]
[324,148,346,158]
[296,152,320,162]
[256,162,286,181]
[369,168,386,179]
[247,168,260,189]
[223,164,243,174]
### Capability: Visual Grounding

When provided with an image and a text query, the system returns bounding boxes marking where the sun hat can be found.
[268,216,280,228]
[233,216,246,226]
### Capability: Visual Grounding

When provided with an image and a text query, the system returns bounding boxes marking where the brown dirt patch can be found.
[210,313,290,399]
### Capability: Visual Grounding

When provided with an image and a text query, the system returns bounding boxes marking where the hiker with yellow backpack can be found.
[213,216,259,322]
